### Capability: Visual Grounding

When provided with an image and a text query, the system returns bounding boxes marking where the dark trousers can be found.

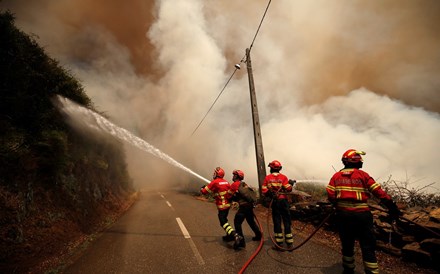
[271,198,292,234]
[234,205,261,238]
[336,210,377,263]
[218,209,230,227]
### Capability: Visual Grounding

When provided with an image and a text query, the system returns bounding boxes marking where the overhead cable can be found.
[190,0,272,137]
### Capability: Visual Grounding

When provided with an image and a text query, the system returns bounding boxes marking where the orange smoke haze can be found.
[2,0,439,191]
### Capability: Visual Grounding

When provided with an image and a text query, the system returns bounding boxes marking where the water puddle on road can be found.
[56,95,210,184]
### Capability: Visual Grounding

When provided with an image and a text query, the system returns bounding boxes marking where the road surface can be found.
[64,188,365,274]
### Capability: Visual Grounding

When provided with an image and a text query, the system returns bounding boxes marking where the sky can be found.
[2,0,439,192]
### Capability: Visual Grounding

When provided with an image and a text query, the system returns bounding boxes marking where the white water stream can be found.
[57,96,210,184]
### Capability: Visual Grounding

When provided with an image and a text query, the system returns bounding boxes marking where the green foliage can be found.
[295,182,328,201]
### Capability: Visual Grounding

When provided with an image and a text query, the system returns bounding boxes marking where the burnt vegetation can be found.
[0,11,134,273]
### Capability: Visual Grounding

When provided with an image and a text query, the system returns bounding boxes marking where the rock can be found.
[420,238,440,254]
[402,242,432,267]
[428,208,440,223]
[376,240,401,256]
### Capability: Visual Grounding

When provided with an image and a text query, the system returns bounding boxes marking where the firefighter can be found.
[326,149,401,274]
[230,169,262,249]
[200,167,243,250]
[262,160,294,250]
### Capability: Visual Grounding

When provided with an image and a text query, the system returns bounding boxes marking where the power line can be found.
[190,68,239,137]
[190,0,272,137]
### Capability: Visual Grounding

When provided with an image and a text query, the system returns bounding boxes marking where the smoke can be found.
[3,0,439,191]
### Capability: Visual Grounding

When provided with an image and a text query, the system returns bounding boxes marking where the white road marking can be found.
[176,217,205,265]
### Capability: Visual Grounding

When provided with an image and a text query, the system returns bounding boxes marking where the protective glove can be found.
[200,185,206,192]
[381,199,401,221]
[288,179,297,186]
[266,190,275,198]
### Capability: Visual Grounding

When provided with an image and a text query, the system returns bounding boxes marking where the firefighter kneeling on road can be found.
[262,160,295,251]
[326,149,402,274]
[200,167,243,250]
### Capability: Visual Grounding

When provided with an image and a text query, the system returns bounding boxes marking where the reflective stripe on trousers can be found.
[364,261,379,274]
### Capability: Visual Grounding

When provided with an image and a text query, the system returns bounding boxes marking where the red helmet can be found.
[232,170,244,180]
[341,149,366,164]
[213,167,225,179]
[268,160,282,171]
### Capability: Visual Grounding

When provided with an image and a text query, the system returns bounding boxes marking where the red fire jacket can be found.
[201,178,232,211]
[262,173,292,199]
[326,168,391,212]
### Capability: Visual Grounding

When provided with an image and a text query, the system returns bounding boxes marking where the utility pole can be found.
[245,48,266,197]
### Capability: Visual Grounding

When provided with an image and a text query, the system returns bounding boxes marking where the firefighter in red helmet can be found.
[230,170,262,249]
[326,149,401,274]
[200,167,243,249]
[262,160,294,251]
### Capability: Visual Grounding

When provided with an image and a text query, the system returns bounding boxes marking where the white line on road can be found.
[176,217,191,238]
[176,217,205,265]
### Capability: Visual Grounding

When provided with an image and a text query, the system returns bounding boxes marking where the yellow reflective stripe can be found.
[222,223,230,229]
[364,261,379,273]
[356,191,362,200]
[218,203,231,209]
[337,202,369,209]
[342,256,355,268]
[274,233,283,237]
[269,182,282,187]
[215,191,228,196]
[204,186,212,193]
[369,182,381,192]
[285,233,293,238]
[285,238,294,244]
[335,186,366,191]
[326,185,335,191]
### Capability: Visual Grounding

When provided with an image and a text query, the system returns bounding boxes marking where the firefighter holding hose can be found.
[201,167,243,250]
[262,160,294,251]
[326,149,401,274]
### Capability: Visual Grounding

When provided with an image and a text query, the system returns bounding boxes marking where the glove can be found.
[381,199,401,221]
[200,185,206,192]
[266,190,275,198]
[288,179,297,186]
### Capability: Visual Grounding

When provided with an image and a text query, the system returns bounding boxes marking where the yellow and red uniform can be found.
[262,173,292,198]
[326,168,391,212]
[262,172,294,248]
[201,178,232,210]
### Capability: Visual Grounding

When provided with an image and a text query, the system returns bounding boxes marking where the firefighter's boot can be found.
[222,234,235,242]
[233,233,244,250]
[252,232,262,241]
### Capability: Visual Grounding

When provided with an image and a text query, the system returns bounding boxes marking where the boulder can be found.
[420,238,440,254]
[428,207,440,223]
[402,242,432,267]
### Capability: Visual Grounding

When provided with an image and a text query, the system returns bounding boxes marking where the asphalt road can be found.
[63,188,365,274]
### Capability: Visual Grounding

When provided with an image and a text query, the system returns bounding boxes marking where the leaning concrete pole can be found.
[245,48,266,197]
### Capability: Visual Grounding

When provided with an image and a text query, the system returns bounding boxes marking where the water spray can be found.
[56,96,210,184]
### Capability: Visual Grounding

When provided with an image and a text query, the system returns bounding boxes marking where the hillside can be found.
[0,11,135,273]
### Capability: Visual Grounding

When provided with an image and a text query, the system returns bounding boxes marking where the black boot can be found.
[233,233,244,250]
[252,232,262,241]
[222,234,235,242]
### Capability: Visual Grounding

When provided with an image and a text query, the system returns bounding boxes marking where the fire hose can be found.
[237,195,335,273]
[238,195,440,273]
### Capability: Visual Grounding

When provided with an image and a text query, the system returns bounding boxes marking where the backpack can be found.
[238,181,257,203]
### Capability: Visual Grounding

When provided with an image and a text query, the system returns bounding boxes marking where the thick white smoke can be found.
[2,0,439,191]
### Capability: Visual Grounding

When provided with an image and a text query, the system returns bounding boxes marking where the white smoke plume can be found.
[2,0,439,191]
